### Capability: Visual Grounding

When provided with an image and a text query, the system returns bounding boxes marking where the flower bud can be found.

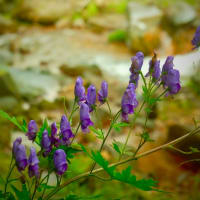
[26,120,38,141]
[87,85,96,112]
[98,81,108,104]
[28,147,39,178]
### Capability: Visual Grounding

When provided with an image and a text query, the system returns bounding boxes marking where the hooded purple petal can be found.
[41,130,52,157]
[146,53,161,82]
[74,77,86,103]
[15,144,28,171]
[51,122,60,147]
[26,120,38,141]
[129,52,144,87]
[87,85,96,112]
[191,26,200,49]
[28,147,39,178]
[53,149,68,175]
[80,103,94,133]
[98,81,108,104]
[13,137,22,157]
[121,83,138,121]
[60,115,74,144]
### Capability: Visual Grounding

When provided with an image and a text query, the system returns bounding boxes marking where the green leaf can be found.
[112,142,121,154]
[190,147,200,153]
[0,190,15,200]
[83,148,157,191]
[0,110,27,132]
[108,30,127,43]
[11,184,30,200]
[90,127,104,140]
[113,122,129,132]
[141,132,154,142]
[37,183,56,192]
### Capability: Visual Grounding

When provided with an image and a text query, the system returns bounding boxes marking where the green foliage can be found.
[141,132,154,142]
[81,146,157,191]
[11,184,30,200]
[112,141,133,156]
[0,110,27,132]
[108,30,127,43]
[113,142,121,154]
[112,122,129,132]
[84,1,98,19]
[37,183,56,192]
[0,190,15,200]
[189,147,200,153]
[90,127,104,140]
[63,194,102,200]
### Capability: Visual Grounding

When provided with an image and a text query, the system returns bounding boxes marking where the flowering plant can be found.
[0,27,199,200]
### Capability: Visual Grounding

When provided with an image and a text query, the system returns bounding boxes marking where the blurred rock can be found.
[0,15,17,34]
[127,2,163,54]
[88,13,127,30]
[166,2,196,26]
[15,0,89,24]
[0,66,63,102]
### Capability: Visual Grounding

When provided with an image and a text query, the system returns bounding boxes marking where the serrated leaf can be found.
[90,127,104,140]
[0,110,27,132]
[112,141,133,155]
[113,122,130,132]
[11,184,30,200]
[81,148,157,191]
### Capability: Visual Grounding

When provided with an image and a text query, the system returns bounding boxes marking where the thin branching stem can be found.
[44,127,200,200]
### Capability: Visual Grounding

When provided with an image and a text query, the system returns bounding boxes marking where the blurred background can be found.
[0,0,200,199]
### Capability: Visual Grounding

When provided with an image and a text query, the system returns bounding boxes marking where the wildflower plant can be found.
[0,28,200,200]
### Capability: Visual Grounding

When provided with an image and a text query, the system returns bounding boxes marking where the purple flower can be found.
[41,130,52,157]
[121,83,138,121]
[191,26,200,49]
[129,52,144,87]
[87,85,96,112]
[26,120,38,141]
[53,149,68,175]
[161,56,174,84]
[12,137,22,157]
[146,53,160,82]
[60,115,74,144]
[98,81,108,104]
[15,144,28,171]
[74,77,86,103]
[80,103,94,133]
[164,69,181,95]
[28,147,39,178]
[51,122,60,147]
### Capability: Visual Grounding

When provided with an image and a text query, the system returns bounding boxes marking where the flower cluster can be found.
[13,137,39,177]
[192,26,200,49]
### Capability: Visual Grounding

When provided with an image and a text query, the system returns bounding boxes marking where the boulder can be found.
[127,2,163,54]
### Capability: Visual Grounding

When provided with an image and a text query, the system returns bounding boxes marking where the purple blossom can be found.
[191,26,200,49]
[15,144,28,171]
[129,52,144,87]
[53,149,68,175]
[164,69,181,95]
[98,81,108,104]
[87,85,96,112]
[60,115,74,145]
[146,53,160,82]
[51,122,60,147]
[12,137,22,157]
[28,147,39,178]
[121,83,138,121]
[80,103,94,133]
[41,130,52,157]
[26,120,38,141]
[74,77,86,103]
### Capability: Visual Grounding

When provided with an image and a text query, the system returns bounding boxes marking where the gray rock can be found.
[0,66,62,102]
[167,2,196,26]
[127,2,163,54]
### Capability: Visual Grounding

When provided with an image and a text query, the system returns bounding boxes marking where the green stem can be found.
[4,157,15,194]
[106,100,112,117]
[90,110,121,173]
[69,99,77,122]
[43,127,200,200]
[41,171,50,199]
[70,122,81,144]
